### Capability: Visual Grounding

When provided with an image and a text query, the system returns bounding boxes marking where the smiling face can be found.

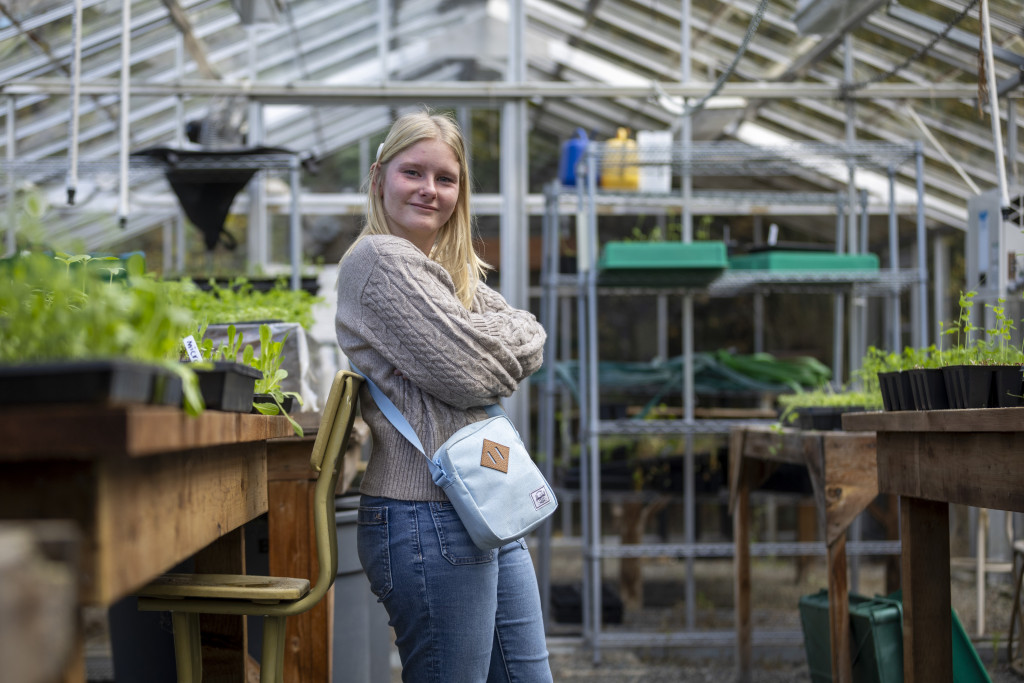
[376,137,461,255]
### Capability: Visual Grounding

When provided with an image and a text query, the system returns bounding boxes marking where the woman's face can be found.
[378,137,461,255]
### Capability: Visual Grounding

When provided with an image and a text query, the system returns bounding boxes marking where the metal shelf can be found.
[536,140,927,660]
[583,140,919,175]
[594,630,804,649]
[588,540,902,559]
[595,418,775,436]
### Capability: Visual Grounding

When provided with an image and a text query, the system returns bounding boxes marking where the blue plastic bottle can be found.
[558,128,589,187]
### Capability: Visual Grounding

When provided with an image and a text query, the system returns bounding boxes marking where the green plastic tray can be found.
[798,589,992,683]
[728,250,879,271]
[597,240,727,287]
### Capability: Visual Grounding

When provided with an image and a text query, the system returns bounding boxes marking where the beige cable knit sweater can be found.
[335,235,547,502]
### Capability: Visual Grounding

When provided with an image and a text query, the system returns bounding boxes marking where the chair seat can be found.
[138,572,311,603]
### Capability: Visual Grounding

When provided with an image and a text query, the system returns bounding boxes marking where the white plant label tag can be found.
[182,335,203,362]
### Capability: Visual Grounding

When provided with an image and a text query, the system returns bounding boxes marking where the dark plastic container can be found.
[0,359,179,406]
[799,589,992,683]
[799,589,903,683]
[193,361,262,412]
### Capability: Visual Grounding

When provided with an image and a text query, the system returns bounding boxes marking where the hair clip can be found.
[376,143,383,161]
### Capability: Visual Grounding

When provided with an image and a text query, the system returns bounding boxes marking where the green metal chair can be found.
[136,370,363,683]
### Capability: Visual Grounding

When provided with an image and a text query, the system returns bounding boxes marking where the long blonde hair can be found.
[343,108,488,309]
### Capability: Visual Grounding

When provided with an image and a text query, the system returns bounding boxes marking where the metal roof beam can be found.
[885,1,1024,68]
[0,78,987,101]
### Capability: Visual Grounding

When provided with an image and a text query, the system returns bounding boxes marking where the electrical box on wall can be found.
[966,188,1024,296]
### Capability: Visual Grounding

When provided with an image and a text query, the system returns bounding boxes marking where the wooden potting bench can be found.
[843,407,1024,683]
[0,403,292,682]
[729,424,897,683]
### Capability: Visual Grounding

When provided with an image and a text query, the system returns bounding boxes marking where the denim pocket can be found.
[430,501,496,565]
[356,506,393,601]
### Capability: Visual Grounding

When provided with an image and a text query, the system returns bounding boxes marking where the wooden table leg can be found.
[827,531,851,683]
[734,475,751,683]
[900,496,952,683]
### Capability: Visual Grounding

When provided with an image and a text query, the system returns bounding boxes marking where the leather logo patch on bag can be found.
[480,439,511,473]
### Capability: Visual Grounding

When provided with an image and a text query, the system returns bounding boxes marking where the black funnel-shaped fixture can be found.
[133,147,293,251]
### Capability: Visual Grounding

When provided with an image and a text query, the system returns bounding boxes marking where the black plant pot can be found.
[908,368,948,411]
[991,365,1024,407]
[193,362,262,412]
[894,371,915,411]
[878,371,898,411]
[947,365,995,409]
[942,366,965,409]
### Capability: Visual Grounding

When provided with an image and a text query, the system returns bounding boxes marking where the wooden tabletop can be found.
[0,404,293,460]
[844,408,1024,512]
[844,406,1024,433]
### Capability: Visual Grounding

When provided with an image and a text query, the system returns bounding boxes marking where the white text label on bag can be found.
[531,486,552,510]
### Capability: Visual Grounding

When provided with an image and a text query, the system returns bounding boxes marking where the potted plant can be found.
[938,291,1024,409]
[246,324,304,434]
[980,297,1023,407]
[190,323,264,413]
[192,323,303,436]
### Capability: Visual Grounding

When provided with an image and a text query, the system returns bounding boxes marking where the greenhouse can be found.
[1,0,1024,681]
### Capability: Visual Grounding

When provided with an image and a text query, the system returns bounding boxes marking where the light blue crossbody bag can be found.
[351,365,558,550]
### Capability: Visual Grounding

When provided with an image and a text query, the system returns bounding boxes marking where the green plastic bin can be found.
[596,240,727,286]
[798,589,991,683]
[799,589,903,683]
[728,250,879,271]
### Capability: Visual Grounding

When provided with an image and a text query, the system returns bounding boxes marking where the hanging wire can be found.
[839,0,980,97]
[652,0,770,118]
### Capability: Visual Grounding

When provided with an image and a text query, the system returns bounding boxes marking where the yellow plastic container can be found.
[600,127,639,191]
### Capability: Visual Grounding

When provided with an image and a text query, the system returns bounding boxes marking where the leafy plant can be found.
[777,384,881,427]
[0,252,203,414]
[983,298,1020,365]
[194,322,305,436]
[170,276,321,331]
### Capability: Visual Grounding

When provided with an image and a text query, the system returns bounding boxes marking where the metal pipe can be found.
[377,0,389,80]
[118,0,130,228]
[888,166,901,352]
[980,0,1009,298]
[289,156,300,290]
[583,148,602,660]
[5,95,15,256]
[915,143,929,346]
[67,0,83,205]
[174,35,185,273]
[538,181,560,630]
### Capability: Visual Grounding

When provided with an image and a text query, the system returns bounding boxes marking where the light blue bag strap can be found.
[349,363,503,458]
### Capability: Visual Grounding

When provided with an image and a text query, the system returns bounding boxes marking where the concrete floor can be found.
[87,550,1024,682]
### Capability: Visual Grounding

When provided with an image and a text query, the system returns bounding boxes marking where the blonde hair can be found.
[343,108,489,309]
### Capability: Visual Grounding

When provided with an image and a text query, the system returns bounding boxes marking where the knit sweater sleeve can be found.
[470,280,545,378]
[339,236,546,409]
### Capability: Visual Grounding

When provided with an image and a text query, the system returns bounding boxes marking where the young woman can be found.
[335,108,553,682]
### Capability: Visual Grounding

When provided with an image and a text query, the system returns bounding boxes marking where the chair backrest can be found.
[282,369,362,616]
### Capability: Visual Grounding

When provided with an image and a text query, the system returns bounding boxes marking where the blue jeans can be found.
[356,495,553,683]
